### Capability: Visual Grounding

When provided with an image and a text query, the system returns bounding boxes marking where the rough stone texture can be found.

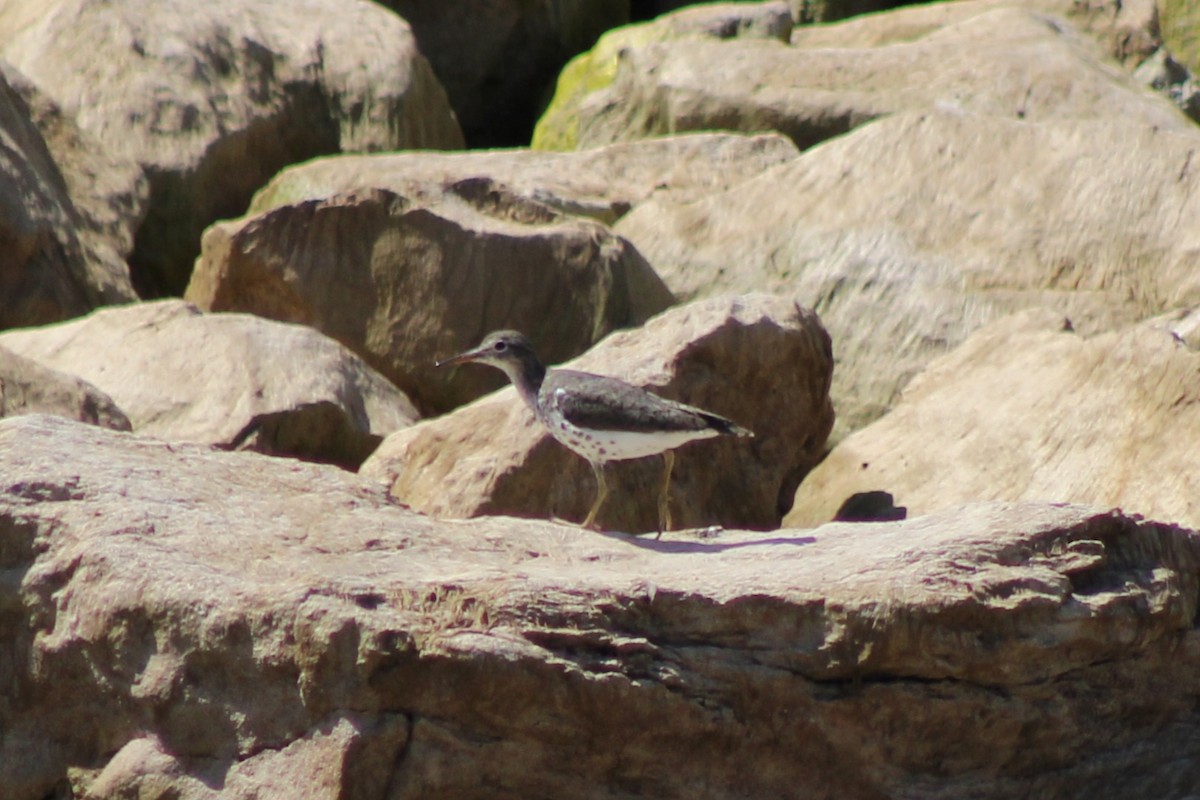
[1161,0,1200,75]
[187,186,674,417]
[361,294,834,533]
[378,0,629,147]
[787,308,1200,530]
[615,109,1200,439]
[1107,0,1161,64]
[3,414,1200,799]
[0,66,138,330]
[0,345,130,430]
[570,4,1186,151]
[533,1,793,151]
[251,131,799,228]
[788,0,1137,51]
[0,300,417,469]
[0,0,464,297]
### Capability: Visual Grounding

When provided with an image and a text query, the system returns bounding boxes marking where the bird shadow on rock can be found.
[601,530,817,553]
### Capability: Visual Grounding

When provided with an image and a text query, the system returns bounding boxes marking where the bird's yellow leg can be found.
[656,450,675,539]
[582,461,608,530]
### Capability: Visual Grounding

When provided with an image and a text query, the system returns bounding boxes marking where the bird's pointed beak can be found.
[435,344,486,368]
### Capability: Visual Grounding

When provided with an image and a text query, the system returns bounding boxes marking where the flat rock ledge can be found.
[3,415,1199,799]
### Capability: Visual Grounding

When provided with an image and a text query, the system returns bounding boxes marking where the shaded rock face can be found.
[787,308,1200,530]
[3,415,1200,799]
[379,0,629,147]
[188,186,674,416]
[0,345,130,430]
[362,294,835,533]
[0,67,139,330]
[615,109,1200,438]
[0,0,463,297]
[0,300,417,469]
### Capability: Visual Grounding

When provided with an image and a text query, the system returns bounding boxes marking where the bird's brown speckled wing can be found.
[542,370,739,434]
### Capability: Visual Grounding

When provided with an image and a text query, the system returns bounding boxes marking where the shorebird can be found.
[437,330,752,535]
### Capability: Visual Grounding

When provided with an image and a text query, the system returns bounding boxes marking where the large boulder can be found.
[187,185,674,416]
[251,131,799,227]
[533,1,793,151]
[0,300,417,468]
[787,308,1200,530]
[0,0,463,297]
[3,414,1200,799]
[615,109,1200,438]
[0,66,139,329]
[361,294,835,533]
[378,0,629,146]
[0,345,130,430]
[568,4,1185,150]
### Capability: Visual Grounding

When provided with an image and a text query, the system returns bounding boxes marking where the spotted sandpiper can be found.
[437,330,753,536]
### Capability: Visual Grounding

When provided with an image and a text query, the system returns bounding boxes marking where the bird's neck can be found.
[505,359,546,410]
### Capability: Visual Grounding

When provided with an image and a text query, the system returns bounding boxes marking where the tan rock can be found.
[0,66,138,329]
[533,1,794,151]
[788,0,1131,50]
[0,300,416,468]
[787,308,1200,529]
[3,414,1200,798]
[616,109,1200,438]
[251,131,799,227]
[361,294,835,533]
[0,345,130,430]
[574,5,1186,150]
[0,0,463,296]
[187,186,674,416]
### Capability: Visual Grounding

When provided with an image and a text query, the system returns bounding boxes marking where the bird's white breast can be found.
[547,416,719,462]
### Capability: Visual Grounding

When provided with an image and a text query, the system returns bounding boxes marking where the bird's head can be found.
[437,330,538,370]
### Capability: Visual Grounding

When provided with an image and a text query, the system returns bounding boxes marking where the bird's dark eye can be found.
[494,341,507,352]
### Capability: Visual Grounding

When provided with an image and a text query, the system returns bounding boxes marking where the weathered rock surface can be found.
[0,300,417,468]
[361,294,835,533]
[1162,0,1200,75]
[0,66,139,330]
[251,131,799,227]
[533,1,793,151]
[787,0,1147,55]
[568,4,1186,151]
[787,308,1200,531]
[616,109,1200,438]
[187,186,674,416]
[378,0,628,147]
[4,414,1200,799]
[0,0,464,297]
[0,345,130,430]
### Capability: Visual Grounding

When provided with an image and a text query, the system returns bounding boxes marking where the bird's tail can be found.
[700,411,754,438]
